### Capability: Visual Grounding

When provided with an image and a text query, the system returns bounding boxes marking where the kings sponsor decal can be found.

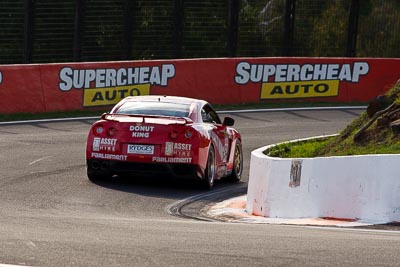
[234,62,369,99]
[58,64,175,107]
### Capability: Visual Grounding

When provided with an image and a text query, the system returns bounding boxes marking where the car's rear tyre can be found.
[227,140,243,182]
[202,146,216,189]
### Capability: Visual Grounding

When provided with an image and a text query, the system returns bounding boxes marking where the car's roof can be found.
[121,95,208,106]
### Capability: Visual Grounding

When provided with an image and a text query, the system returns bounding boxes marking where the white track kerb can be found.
[246,138,400,224]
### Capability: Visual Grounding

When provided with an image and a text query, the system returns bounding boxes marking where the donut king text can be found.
[58,65,175,107]
[235,62,369,99]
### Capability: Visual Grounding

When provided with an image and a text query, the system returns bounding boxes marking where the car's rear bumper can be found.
[87,159,204,180]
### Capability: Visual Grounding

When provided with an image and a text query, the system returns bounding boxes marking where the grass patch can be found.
[266,130,400,158]
[265,138,332,158]
[265,82,400,158]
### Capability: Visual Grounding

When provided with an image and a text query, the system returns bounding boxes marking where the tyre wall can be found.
[247,142,400,223]
[0,57,399,114]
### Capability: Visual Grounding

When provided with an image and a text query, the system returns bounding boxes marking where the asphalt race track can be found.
[1,109,400,267]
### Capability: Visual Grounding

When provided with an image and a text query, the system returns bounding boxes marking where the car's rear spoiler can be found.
[100,113,193,125]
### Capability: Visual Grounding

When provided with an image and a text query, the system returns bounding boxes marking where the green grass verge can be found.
[265,109,400,158]
[265,138,332,158]
[264,82,400,157]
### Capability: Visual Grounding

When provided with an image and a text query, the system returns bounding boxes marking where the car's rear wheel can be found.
[202,146,216,189]
[227,140,243,182]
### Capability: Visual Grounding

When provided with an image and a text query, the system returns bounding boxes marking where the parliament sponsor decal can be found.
[152,157,192,163]
[58,64,176,107]
[91,152,127,161]
[234,62,369,99]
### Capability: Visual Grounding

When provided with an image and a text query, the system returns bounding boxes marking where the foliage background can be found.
[0,0,398,64]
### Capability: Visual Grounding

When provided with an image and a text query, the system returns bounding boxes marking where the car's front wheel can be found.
[227,140,243,182]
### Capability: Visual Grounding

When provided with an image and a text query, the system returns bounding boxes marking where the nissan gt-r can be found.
[86,95,243,189]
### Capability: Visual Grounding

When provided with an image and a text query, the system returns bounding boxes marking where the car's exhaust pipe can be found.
[91,160,100,170]
[100,161,109,171]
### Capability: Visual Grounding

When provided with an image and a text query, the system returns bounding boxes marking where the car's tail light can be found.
[93,124,104,136]
[108,127,115,137]
[169,130,178,139]
[185,130,193,139]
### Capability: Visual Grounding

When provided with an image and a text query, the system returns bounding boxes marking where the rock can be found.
[366,95,393,118]
[385,107,400,121]
[390,119,400,135]
[377,117,390,128]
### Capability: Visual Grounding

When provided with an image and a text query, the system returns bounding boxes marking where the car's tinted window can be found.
[115,101,191,118]
[201,104,221,124]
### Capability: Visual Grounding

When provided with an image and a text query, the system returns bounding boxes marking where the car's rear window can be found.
[115,101,191,118]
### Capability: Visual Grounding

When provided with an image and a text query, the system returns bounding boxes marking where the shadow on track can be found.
[87,174,246,201]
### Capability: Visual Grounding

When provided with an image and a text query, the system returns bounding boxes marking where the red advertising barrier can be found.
[0,58,399,114]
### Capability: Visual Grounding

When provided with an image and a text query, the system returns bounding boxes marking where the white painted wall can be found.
[246,141,400,223]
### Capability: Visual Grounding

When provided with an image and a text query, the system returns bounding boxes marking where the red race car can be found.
[86,95,243,189]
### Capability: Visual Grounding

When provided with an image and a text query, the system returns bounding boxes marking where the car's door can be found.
[201,104,230,174]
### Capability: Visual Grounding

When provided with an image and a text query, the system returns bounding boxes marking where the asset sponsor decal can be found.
[127,144,154,155]
[234,62,369,99]
[92,137,117,152]
[152,157,192,163]
[93,137,101,151]
[130,124,155,138]
[289,159,302,187]
[165,142,174,156]
[91,152,127,161]
[165,142,192,157]
[58,64,176,107]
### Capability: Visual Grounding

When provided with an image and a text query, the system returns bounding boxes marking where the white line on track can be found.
[0,264,32,267]
[304,225,400,234]
[0,116,99,125]
[29,156,52,166]
[218,106,366,114]
[0,106,366,126]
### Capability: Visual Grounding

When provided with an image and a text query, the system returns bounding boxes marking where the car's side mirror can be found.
[223,117,235,126]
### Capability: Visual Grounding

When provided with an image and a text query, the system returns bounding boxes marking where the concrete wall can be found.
[246,139,400,223]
